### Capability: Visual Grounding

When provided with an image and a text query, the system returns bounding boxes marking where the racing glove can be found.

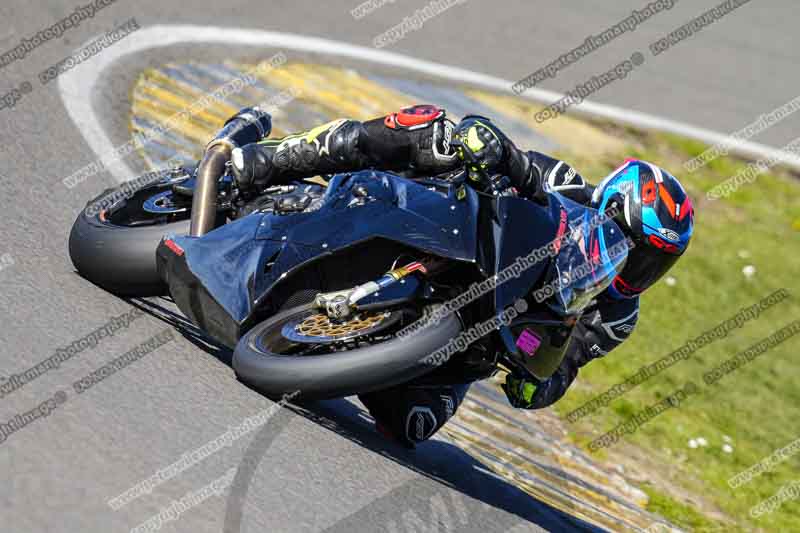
[501,355,578,410]
[450,116,506,184]
[449,116,549,203]
[502,373,540,409]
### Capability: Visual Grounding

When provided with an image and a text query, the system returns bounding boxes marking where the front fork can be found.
[313,261,435,319]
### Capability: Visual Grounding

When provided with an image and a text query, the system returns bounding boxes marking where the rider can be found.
[228,104,694,448]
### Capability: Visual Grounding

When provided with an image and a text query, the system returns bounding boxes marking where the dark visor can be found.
[617,243,680,293]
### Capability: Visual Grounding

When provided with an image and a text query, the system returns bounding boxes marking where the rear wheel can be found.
[68,169,195,296]
[233,303,462,399]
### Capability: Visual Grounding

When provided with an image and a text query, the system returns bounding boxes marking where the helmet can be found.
[591,159,694,298]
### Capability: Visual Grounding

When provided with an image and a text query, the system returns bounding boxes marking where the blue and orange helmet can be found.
[591,159,694,299]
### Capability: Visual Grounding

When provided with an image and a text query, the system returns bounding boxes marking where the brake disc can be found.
[281,310,401,345]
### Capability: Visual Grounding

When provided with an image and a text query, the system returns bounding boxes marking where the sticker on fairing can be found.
[516,329,542,357]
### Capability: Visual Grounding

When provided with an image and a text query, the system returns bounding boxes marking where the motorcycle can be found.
[69,110,628,399]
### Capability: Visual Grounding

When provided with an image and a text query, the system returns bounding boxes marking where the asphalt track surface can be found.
[0,1,796,532]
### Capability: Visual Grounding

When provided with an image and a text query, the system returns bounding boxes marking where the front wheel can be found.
[232,303,462,399]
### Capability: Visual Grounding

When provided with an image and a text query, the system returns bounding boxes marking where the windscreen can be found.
[546,195,630,315]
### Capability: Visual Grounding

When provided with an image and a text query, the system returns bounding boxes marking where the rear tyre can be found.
[68,171,193,296]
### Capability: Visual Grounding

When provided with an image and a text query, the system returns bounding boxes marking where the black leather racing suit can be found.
[235,107,640,447]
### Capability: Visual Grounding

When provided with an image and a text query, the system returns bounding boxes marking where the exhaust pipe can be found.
[189,107,272,237]
[189,147,230,236]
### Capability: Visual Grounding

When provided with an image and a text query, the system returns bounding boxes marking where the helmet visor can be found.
[615,242,680,295]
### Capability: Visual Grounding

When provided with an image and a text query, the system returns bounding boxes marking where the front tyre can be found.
[232,304,462,399]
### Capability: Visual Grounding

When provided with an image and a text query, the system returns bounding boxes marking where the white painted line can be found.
[59,24,800,185]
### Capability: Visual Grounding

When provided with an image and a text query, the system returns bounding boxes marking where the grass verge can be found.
[551,121,800,532]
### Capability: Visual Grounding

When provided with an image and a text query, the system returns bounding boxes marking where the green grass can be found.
[642,487,723,532]
[550,123,800,532]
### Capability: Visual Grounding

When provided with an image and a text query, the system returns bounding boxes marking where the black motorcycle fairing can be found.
[159,170,481,347]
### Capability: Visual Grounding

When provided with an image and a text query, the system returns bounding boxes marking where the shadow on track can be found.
[127,295,234,366]
[128,296,603,533]
[298,398,603,533]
